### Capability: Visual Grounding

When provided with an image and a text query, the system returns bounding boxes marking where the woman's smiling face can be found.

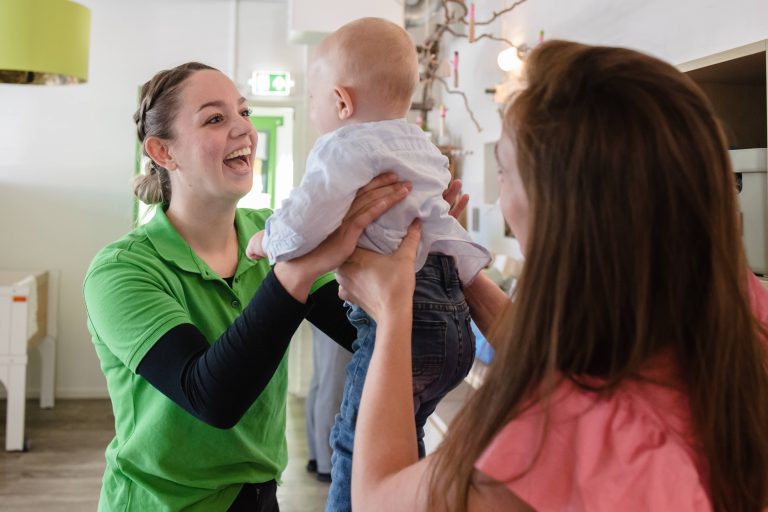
[165,69,258,207]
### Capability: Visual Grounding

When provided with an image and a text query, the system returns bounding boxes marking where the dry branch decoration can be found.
[413,0,531,133]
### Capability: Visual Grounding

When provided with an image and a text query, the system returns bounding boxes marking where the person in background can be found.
[337,40,768,511]
[304,325,351,482]
[245,17,489,512]
[82,61,411,512]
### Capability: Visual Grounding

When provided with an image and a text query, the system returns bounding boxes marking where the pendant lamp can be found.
[0,0,91,85]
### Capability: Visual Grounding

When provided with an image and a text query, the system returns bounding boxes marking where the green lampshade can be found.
[0,0,91,85]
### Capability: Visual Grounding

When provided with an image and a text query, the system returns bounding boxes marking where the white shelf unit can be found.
[678,40,768,275]
[0,270,58,451]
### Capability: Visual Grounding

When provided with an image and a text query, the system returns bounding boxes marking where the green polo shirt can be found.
[83,208,334,511]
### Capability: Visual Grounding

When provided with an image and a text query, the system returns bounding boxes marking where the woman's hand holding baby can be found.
[443,178,469,219]
[336,219,421,323]
[246,230,267,260]
[273,173,411,302]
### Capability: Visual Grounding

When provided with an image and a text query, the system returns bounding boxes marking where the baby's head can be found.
[309,17,419,133]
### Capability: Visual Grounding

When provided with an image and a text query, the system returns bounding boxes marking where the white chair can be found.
[0,270,57,451]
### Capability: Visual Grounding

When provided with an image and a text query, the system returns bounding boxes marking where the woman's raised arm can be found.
[336,222,528,511]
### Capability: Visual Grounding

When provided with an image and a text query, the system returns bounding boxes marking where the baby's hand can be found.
[246,230,267,260]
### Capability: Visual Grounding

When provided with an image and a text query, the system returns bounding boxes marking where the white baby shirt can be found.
[262,118,491,284]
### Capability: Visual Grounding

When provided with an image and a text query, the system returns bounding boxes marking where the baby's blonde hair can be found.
[322,17,418,116]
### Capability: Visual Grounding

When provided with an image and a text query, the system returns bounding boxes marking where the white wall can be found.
[437,0,768,255]
[234,0,314,187]
[288,0,404,42]
[2,0,767,398]
[0,0,234,397]
[0,0,329,399]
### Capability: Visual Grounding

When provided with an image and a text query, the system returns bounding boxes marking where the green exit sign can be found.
[248,71,294,96]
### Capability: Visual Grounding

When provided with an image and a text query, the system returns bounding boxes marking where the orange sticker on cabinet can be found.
[12,296,27,302]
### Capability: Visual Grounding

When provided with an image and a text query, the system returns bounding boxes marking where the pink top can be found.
[475,273,768,511]
[747,272,768,326]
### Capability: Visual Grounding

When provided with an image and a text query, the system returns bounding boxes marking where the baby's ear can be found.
[334,86,354,120]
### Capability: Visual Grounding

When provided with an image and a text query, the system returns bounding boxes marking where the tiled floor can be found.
[0,396,329,511]
[278,395,330,512]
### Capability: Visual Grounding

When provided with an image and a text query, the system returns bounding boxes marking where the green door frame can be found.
[249,115,284,209]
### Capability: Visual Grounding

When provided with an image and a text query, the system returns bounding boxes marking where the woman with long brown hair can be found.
[338,40,768,511]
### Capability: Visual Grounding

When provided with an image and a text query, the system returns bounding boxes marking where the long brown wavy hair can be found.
[429,40,768,511]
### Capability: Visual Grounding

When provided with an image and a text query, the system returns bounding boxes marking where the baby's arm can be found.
[246,230,266,260]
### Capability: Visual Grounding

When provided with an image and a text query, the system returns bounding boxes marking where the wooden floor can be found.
[0,396,329,511]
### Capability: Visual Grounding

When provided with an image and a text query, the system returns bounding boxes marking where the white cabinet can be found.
[288,0,404,43]
[678,41,768,274]
[0,270,57,451]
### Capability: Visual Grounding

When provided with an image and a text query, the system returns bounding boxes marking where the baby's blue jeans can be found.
[325,254,476,512]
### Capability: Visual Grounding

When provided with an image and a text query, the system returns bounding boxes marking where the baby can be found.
[246,17,490,512]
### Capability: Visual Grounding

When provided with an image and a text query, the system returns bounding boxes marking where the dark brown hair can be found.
[430,40,768,511]
[133,62,216,205]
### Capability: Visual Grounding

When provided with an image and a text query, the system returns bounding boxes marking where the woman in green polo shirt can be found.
[83,62,414,512]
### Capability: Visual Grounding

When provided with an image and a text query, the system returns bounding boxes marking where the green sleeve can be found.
[310,272,336,294]
[83,259,191,372]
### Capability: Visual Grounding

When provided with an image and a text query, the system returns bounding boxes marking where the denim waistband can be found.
[416,253,461,290]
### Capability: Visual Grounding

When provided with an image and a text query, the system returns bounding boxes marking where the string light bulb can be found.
[497,46,525,74]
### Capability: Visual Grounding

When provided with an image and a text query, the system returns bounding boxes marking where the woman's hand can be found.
[444,178,470,219]
[337,219,422,322]
[274,173,411,302]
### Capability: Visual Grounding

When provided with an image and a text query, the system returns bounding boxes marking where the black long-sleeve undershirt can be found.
[136,272,355,429]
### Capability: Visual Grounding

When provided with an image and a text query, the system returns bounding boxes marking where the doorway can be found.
[238,106,295,211]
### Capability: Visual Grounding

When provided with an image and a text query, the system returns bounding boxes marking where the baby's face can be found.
[308,57,345,134]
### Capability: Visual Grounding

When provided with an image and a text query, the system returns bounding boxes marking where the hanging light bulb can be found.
[497,46,525,75]
[0,0,91,85]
